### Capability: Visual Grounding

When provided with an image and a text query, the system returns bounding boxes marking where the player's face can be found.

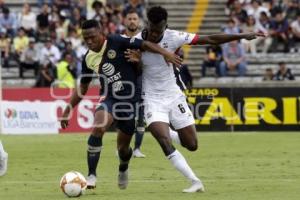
[146,20,167,43]
[125,13,139,32]
[82,27,104,52]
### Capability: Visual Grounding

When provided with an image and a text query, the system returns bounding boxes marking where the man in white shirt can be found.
[130,6,265,193]
[39,38,61,66]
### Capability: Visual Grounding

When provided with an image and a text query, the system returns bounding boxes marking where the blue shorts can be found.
[95,98,137,135]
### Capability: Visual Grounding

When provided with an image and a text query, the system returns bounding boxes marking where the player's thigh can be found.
[169,96,195,130]
[92,102,114,137]
[143,98,169,127]
[176,124,198,151]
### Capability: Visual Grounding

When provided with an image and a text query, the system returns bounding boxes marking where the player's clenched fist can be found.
[60,106,72,129]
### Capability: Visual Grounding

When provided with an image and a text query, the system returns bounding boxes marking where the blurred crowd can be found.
[0,0,146,87]
[202,0,298,79]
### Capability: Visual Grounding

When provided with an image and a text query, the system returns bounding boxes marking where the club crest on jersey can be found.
[102,63,115,76]
[163,42,168,48]
[130,37,136,43]
[107,49,116,59]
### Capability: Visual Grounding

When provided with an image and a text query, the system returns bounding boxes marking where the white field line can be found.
[0,178,298,185]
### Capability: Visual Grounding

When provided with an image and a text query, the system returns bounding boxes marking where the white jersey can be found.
[135,29,197,97]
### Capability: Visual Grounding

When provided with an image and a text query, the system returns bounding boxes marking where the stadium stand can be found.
[1,0,300,87]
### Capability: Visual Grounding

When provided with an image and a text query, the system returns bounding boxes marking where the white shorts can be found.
[143,94,195,130]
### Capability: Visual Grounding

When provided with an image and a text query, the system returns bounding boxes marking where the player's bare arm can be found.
[141,41,183,66]
[196,32,266,45]
[60,83,90,129]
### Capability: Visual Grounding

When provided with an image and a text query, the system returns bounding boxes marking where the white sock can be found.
[0,141,5,155]
[169,128,181,145]
[167,150,199,183]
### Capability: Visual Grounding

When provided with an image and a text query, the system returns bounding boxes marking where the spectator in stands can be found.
[13,27,29,63]
[224,18,241,34]
[291,13,300,51]
[35,61,55,87]
[285,0,299,23]
[70,7,86,29]
[201,45,222,77]
[275,62,295,80]
[220,41,247,76]
[54,0,71,13]
[123,0,145,19]
[39,38,61,67]
[241,15,257,54]
[269,11,290,52]
[55,52,76,88]
[263,68,274,81]
[55,11,70,42]
[0,0,5,11]
[0,28,10,68]
[92,0,105,21]
[37,4,50,30]
[68,29,82,51]
[248,0,270,22]
[62,41,77,59]
[253,11,272,54]
[20,38,39,78]
[230,0,248,25]
[18,3,37,37]
[36,4,50,44]
[0,7,17,37]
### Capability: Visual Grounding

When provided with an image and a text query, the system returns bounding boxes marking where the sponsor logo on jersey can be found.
[102,63,115,76]
[107,49,116,59]
[147,112,152,119]
[112,81,124,92]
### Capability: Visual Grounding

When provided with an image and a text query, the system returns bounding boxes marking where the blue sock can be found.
[87,135,102,176]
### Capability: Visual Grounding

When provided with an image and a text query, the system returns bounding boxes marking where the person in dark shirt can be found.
[60,19,181,190]
[275,62,295,80]
[202,45,222,77]
[269,11,290,52]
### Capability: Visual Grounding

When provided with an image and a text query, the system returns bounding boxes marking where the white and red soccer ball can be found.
[60,171,87,197]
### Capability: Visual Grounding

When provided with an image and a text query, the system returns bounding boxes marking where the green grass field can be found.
[0,132,299,200]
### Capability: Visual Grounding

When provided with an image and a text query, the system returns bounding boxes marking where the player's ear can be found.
[142,29,148,40]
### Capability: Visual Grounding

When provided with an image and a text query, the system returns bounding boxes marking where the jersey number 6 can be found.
[178,104,186,113]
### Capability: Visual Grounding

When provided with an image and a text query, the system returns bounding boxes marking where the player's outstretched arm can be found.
[60,83,89,129]
[196,32,266,45]
[141,41,182,66]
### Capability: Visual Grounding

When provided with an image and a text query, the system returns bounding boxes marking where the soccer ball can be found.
[60,171,87,197]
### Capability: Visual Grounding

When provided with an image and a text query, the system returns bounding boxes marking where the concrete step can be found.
[2,79,36,88]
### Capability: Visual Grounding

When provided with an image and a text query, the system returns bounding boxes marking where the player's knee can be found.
[91,127,106,137]
[186,141,198,151]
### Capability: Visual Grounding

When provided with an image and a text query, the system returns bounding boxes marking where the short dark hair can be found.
[92,0,103,9]
[125,9,139,17]
[278,62,285,66]
[81,19,100,30]
[147,6,168,24]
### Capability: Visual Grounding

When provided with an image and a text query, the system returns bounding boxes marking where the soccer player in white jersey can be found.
[130,6,265,193]
[0,141,8,176]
